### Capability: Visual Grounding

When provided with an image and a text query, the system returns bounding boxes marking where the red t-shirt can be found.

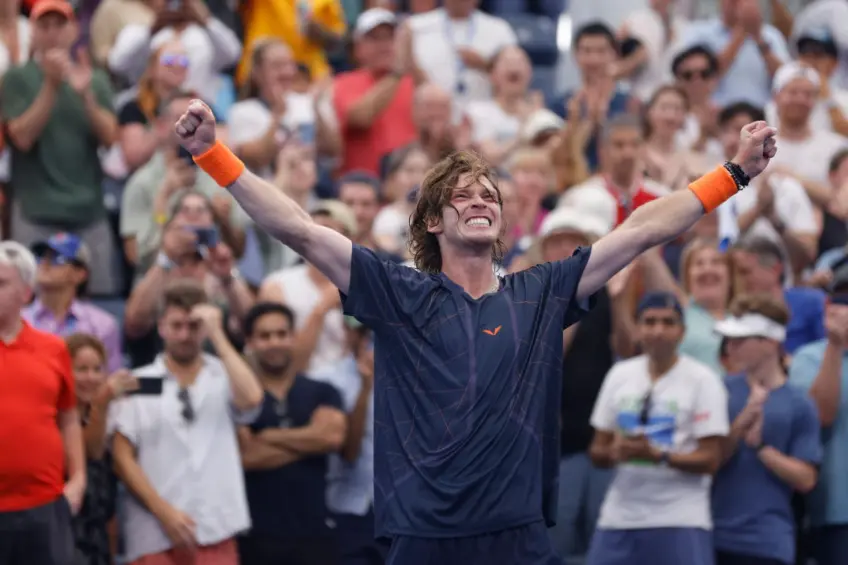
[0,322,75,511]
[603,176,662,226]
[333,69,417,176]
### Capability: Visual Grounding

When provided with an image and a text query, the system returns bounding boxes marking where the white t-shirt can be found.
[622,9,688,102]
[408,8,517,107]
[465,99,522,144]
[765,90,848,136]
[768,130,848,185]
[372,204,410,257]
[676,113,724,162]
[590,355,729,531]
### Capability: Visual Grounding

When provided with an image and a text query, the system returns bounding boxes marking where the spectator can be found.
[237,0,346,87]
[587,292,728,565]
[108,0,241,103]
[237,302,347,565]
[558,115,670,230]
[0,240,84,564]
[792,28,848,137]
[712,294,821,565]
[65,333,137,565]
[714,102,818,276]
[790,0,848,90]
[0,0,30,77]
[23,233,123,373]
[732,236,826,355]
[790,261,848,565]
[548,21,638,172]
[337,171,400,260]
[505,146,555,238]
[117,39,190,173]
[89,0,154,69]
[642,85,710,192]
[121,92,246,273]
[671,45,722,158]
[2,0,119,297]
[229,39,316,179]
[259,201,355,375]
[111,282,263,565]
[817,149,848,259]
[494,172,527,272]
[407,0,516,107]
[682,0,789,107]
[413,82,471,163]
[333,8,417,176]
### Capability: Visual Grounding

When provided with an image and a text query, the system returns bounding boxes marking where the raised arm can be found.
[576,121,778,301]
[175,100,353,293]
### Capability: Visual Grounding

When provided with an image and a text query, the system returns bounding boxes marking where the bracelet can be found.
[723,161,750,188]
[192,141,245,188]
[688,165,741,214]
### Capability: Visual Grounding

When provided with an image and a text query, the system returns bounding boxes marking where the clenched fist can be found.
[732,121,778,180]
[174,100,217,156]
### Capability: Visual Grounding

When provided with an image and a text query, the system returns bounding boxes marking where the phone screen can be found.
[191,226,219,248]
[129,377,164,396]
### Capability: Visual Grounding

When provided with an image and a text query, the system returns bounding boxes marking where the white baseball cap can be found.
[539,206,610,241]
[772,61,820,93]
[714,313,787,342]
[354,8,397,39]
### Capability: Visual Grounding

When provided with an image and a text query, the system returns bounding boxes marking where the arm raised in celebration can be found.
[576,121,778,301]
[174,100,353,293]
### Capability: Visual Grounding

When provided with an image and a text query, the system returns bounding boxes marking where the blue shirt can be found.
[790,340,848,526]
[784,287,826,354]
[681,19,791,107]
[712,375,822,563]
[341,244,595,538]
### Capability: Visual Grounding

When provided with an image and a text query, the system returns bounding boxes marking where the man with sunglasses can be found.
[586,292,728,565]
[23,233,123,372]
[111,280,264,565]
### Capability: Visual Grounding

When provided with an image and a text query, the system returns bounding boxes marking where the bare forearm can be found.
[758,447,817,492]
[206,327,263,410]
[609,294,638,358]
[780,231,816,273]
[346,76,402,129]
[125,265,169,337]
[721,410,758,462]
[261,426,340,454]
[221,278,254,322]
[809,340,843,426]
[113,450,167,515]
[60,410,86,485]
[615,47,649,79]
[7,81,59,151]
[761,48,782,77]
[341,386,372,462]
[622,189,705,253]
[83,92,117,147]
[241,442,300,470]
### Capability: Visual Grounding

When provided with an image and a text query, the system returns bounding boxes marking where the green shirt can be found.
[1,61,114,227]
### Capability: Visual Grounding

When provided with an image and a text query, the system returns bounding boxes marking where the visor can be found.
[713,313,786,342]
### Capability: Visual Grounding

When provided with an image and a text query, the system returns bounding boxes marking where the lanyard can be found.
[444,12,476,95]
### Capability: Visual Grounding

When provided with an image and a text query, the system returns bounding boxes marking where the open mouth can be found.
[465,217,492,227]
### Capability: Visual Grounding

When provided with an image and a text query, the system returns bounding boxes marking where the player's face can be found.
[432,174,502,251]
[0,264,31,322]
[637,307,684,357]
[72,346,106,404]
[159,306,205,364]
[246,312,294,375]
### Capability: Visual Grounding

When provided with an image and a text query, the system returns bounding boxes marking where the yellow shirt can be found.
[237,0,346,86]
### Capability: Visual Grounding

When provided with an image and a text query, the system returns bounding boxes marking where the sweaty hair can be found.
[729,293,790,326]
[408,151,505,274]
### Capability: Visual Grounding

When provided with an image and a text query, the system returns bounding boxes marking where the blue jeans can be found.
[548,452,614,564]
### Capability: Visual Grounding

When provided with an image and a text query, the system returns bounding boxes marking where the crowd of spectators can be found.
[4,0,848,563]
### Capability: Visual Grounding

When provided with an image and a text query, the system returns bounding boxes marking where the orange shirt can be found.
[0,322,75,511]
[333,70,417,176]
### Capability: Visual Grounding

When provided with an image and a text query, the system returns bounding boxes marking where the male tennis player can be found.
[175,100,777,565]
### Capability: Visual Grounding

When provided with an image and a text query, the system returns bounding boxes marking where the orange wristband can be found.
[192,140,245,187]
[688,166,739,214]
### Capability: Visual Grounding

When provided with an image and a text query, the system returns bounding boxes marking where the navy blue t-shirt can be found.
[243,376,344,539]
[341,244,595,539]
[712,375,822,564]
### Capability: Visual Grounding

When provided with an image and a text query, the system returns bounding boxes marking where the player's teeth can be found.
[466,218,490,226]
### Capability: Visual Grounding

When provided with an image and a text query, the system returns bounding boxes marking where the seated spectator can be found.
[465,45,540,166]
[229,39,316,179]
[237,0,346,87]
[111,282,263,565]
[407,0,516,106]
[337,171,401,261]
[790,262,848,565]
[108,0,241,103]
[713,294,821,565]
[586,292,728,565]
[65,333,137,565]
[791,0,848,89]
[2,0,119,297]
[790,28,848,137]
[505,146,555,238]
[0,0,30,77]
[333,8,417,176]
[118,39,190,173]
[671,45,722,158]
[413,82,471,164]
[818,149,848,259]
[121,92,247,273]
[237,302,347,565]
[642,85,710,192]
[89,0,154,69]
[23,233,123,373]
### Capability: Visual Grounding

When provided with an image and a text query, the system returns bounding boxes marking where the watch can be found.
[220,268,242,286]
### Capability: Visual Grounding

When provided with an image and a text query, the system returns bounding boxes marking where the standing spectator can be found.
[671,45,722,158]
[682,0,789,107]
[333,8,417,176]
[2,0,119,297]
[712,294,821,565]
[111,282,264,565]
[789,261,848,565]
[23,233,123,373]
[407,0,516,108]
[587,292,728,565]
[237,302,347,565]
[0,240,84,564]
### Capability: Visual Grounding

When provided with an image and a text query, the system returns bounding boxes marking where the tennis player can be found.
[175,100,777,565]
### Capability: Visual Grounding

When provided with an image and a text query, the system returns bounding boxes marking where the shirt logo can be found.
[482,325,502,336]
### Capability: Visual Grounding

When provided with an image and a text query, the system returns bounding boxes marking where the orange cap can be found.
[29,0,74,21]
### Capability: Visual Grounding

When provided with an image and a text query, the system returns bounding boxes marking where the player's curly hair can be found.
[408,151,505,274]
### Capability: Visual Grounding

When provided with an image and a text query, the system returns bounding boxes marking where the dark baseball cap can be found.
[636,291,684,319]
[31,232,90,268]
[797,27,838,57]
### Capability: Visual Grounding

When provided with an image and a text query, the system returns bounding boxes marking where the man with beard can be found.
[237,302,347,565]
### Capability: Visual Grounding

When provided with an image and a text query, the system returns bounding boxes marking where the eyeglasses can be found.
[178,388,195,423]
[639,389,653,426]
[160,53,190,68]
[679,69,712,81]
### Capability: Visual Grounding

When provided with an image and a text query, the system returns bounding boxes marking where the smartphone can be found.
[177,145,196,167]
[191,226,219,248]
[128,377,164,396]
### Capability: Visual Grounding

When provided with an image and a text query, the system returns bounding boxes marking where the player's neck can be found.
[746,357,786,390]
[647,352,678,381]
[441,253,498,299]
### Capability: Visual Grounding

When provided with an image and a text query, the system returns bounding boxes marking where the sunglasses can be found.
[160,53,190,68]
[178,387,195,423]
[679,69,712,81]
[36,254,82,267]
[639,389,653,426]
